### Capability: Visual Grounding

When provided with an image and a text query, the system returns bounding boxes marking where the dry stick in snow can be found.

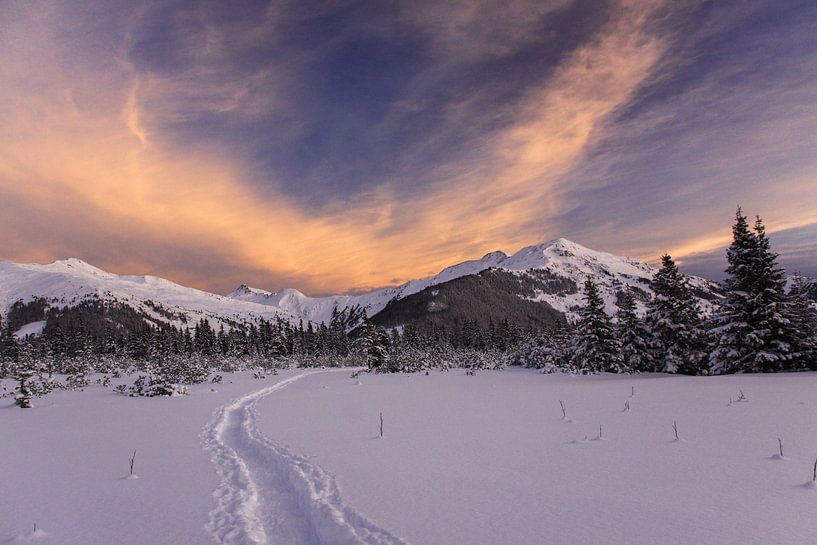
[599,424,603,439]
[379,412,383,438]
[129,450,137,476]
[813,459,816,482]
[778,438,784,458]
[673,421,679,440]
[624,400,630,412]
[631,386,635,397]
[559,400,567,419]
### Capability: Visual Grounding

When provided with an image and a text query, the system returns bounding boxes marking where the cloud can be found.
[1,0,813,295]
[544,1,817,262]
[0,0,673,294]
[680,222,817,280]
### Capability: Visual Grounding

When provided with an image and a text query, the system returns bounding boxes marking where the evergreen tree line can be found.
[556,209,817,375]
[1,208,816,404]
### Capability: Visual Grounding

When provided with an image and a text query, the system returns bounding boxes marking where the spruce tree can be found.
[569,279,622,373]
[646,254,708,375]
[615,288,652,372]
[788,273,817,369]
[709,208,757,373]
[356,316,389,372]
[710,211,798,373]
[746,217,798,371]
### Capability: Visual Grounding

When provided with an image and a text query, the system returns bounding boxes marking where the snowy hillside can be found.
[228,249,511,325]
[0,239,720,337]
[232,238,719,323]
[0,259,296,334]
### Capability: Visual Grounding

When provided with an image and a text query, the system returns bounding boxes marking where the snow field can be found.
[257,369,817,545]
[0,371,305,544]
[3,368,817,545]
[202,369,407,545]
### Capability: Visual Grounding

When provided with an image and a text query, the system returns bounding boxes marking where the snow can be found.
[256,370,817,545]
[230,238,718,323]
[14,321,46,339]
[202,369,406,545]
[227,250,513,326]
[0,259,298,331]
[0,240,719,333]
[4,368,815,545]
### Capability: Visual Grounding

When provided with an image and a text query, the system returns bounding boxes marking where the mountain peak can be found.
[228,284,272,298]
[48,258,110,276]
[480,250,509,261]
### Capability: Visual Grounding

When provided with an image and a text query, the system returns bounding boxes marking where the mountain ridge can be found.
[0,239,722,336]
[230,238,720,324]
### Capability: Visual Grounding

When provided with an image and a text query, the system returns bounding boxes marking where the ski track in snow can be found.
[201,370,409,545]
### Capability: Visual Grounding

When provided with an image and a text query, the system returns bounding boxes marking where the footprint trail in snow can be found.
[201,370,409,545]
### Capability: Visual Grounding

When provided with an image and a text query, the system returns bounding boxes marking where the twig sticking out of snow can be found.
[623,400,630,412]
[379,412,383,438]
[778,438,784,458]
[673,421,679,441]
[559,400,567,420]
[813,459,816,482]
[599,424,603,440]
[737,390,747,402]
[630,386,635,398]
[129,450,137,477]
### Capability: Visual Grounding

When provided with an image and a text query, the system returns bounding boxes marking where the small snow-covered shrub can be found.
[128,374,187,397]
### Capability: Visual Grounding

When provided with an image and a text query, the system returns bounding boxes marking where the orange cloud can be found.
[0,0,679,294]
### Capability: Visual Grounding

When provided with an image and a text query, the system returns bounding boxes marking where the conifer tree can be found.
[646,254,708,374]
[710,210,798,373]
[615,287,651,372]
[788,273,817,370]
[357,315,389,372]
[569,279,622,373]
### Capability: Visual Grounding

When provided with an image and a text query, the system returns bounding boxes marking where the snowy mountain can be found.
[0,258,297,336]
[0,239,721,338]
[231,238,720,326]
[227,249,511,325]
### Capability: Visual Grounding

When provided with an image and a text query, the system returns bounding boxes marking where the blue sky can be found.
[0,0,815,293]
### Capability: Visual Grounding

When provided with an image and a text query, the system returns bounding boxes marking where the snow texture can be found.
[201,369,408,545]
[0,258,297,330]
[4,369,816,545]
[230,238,718,322]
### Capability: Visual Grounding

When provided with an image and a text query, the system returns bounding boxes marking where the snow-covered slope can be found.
[232,239,719,323]
[228,249,511,325]
[0,258,296,331]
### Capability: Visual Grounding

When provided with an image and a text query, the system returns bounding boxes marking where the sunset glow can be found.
[1,1,815,293]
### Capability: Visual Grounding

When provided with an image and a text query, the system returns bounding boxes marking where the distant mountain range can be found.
[1,239,728,338]
[229,238,721,328]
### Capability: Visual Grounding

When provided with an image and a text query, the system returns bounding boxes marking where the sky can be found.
[1,0,815,295]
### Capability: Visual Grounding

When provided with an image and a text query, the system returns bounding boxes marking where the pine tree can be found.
[569,279,622,373]
[710,211,798,373]
[646,254,708,375]
[13,343,38,408]
[357,316,389,372]
[709,208,756,373]
[788,273,817,369]
[615,288,651,372]
[746,217,798,371]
